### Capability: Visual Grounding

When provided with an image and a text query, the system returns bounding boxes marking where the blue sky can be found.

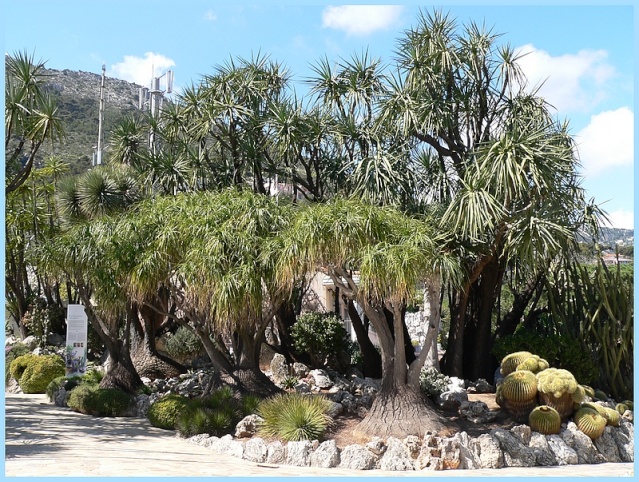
[3,1,635,229]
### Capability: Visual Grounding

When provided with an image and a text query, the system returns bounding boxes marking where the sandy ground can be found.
[4,393,635,478]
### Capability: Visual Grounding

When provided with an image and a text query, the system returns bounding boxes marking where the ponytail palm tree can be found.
[376,9,597,380]
[115,190,292,394]
[279,197,459,438]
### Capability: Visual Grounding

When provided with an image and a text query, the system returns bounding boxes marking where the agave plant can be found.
[257,392,333,441]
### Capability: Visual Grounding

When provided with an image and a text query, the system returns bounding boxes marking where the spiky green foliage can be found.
[174,387,260,437]
[529,405,561,435]
[545,254,633,401]
[257,393,333,441]
[574,407,607,440]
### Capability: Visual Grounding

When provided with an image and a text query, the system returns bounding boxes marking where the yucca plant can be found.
[257,392,333,441]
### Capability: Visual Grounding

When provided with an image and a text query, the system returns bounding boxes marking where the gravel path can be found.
[4,393,634,477]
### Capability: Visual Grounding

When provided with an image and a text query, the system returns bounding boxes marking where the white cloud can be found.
[322,5,403,36]
[204,10,217,21]
[110,52,175,86]
[602,210,634,230]
[575,107,634,175]
[515,44,616,113]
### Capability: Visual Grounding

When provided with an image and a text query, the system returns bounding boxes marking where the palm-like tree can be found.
[377,9,596,380]
[5,51,65,195]
[279,197,459,437]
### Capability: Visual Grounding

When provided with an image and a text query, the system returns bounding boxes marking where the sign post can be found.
[65,304,88,376]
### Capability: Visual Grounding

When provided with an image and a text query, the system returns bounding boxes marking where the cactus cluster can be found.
[497,350,633,440]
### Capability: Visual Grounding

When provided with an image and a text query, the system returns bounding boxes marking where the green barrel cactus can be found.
[529,405,562,435]
[536,368,579,419]
[621,400,634,411]
[593,389,608,401]
[582,385,596,398]
[500,351,533,376]
[582,402,621,427]
[616,403,629,415]
[516,354,550,374]
[500,369,538,420]
[574,407,607,439]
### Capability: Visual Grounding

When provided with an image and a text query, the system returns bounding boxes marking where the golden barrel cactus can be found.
[500,369,538,419]
[574,407,607,440]
[536,368,579,419]
[582,402,621,427]
[500,351,533,376]
[529,405,562,435]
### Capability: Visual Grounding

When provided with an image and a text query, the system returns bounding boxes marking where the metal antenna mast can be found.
[93,64,106,166]
[138,67,174,151]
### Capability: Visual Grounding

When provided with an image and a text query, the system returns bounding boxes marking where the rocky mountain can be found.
[39,68,142,175]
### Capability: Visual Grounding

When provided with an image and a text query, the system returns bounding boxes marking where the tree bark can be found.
[353,381,447,438]
[347,300,382,378]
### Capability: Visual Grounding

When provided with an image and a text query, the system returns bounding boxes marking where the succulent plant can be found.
[529,405,562,435]
[582,402,621,427]
[536,368,579,419]
[593,389,608,401]
[621,400,634,411]
[516,354,550,374]
[571,385,586,404]
[500,351,533,376]
[574,407,607,439]
[582,385,596,398]
[615,403,629,415]
[500,369,538,420]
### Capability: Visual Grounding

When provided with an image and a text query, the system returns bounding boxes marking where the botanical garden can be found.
[5,10,633,471]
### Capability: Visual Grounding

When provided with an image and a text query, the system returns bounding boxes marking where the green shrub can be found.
[164,326,204,361]
[240,394,262,416]
[291,313,348,368]
[11,354,65,393]
[5,343,31,384]
[81,369,104,385]
[46,375,86,402]
[419,366,451,398]
[257,392,333,441]
[147,394,190,430]
[493,327,598,386]
[67,384,133,416]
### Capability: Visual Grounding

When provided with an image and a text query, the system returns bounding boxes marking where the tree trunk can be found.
[441,287,469,378]
[353,381,447,438]
[347,300,382,378]
[423,275,442,370]
[464,259,502,381]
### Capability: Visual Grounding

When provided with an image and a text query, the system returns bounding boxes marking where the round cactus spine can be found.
[574,407,607,439]
[500,351,533,376]
[529,405,562,435]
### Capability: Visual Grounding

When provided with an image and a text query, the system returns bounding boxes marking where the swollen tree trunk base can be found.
[208,367,282,397]
[353,384,448,439]
[99,361,143,395]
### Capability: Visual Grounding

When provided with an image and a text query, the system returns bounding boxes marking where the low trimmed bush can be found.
[257,392,333,441]
[147,394,190,430]
[67,384,133,417]
[419,366,451,399]
[10,353,65,393]
[5,343,31,384]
